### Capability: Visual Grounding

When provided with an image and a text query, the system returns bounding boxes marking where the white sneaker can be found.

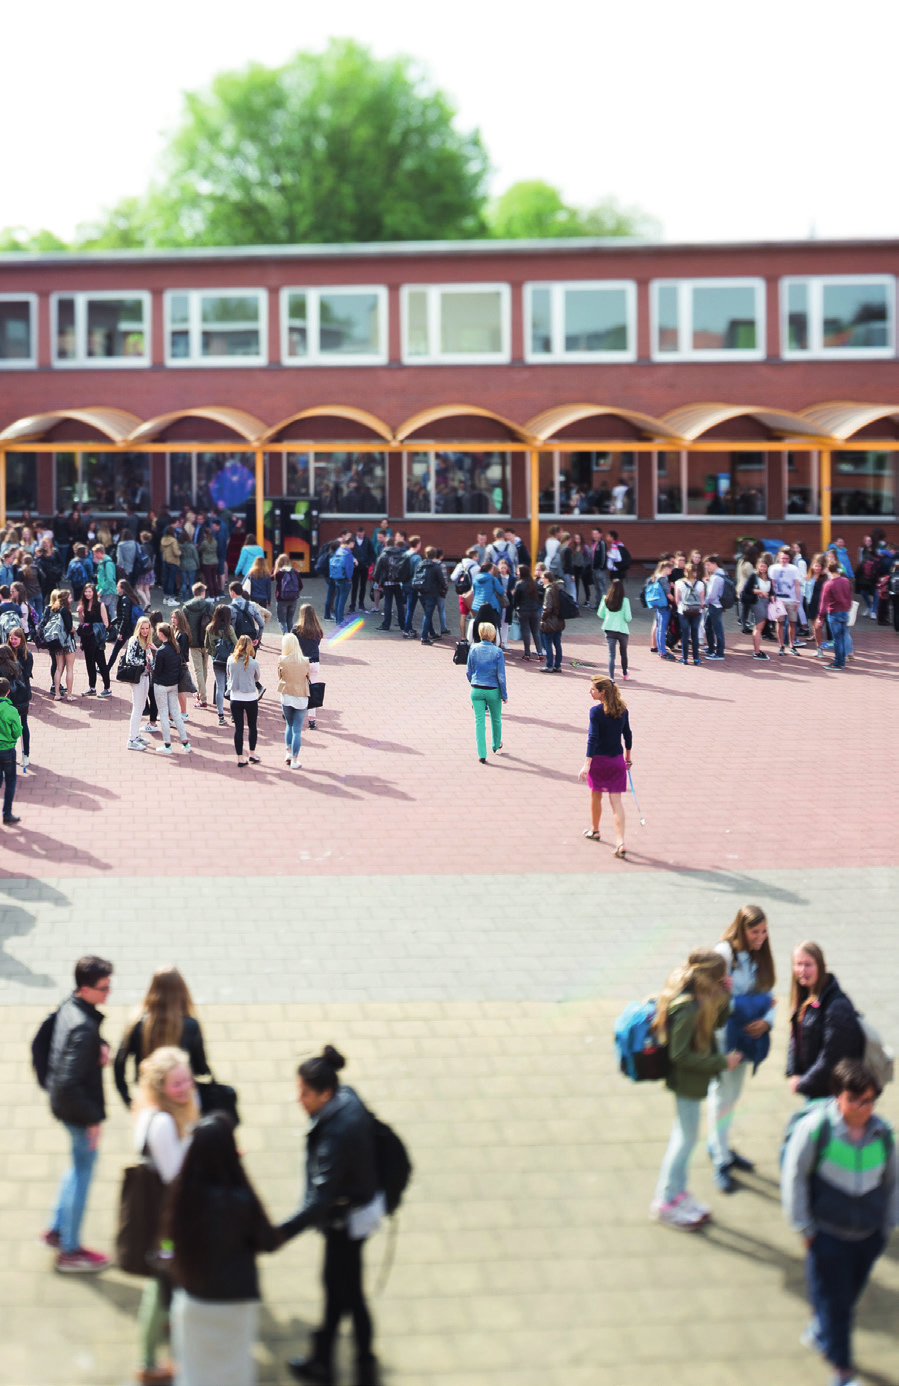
[181,712,189,722]
[285,752,292,764]
[127,739,145,751]
[180,742,192,754]
[290,757,301,770]
[649,1193,703,1230]
[156,743,173,755]
[681,1193,711,1222]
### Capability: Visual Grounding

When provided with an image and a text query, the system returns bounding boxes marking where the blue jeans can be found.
[50,1123,99,1254]
[654,607,670,653]
[282,703,306,758]
[806,1229,884,1371]
[543,630,563,669]
[324,577,336,619]
[180,568,196,599]
[380,587,405,630]
[333,578,351,624]
[655,1095,701,1204]
[437,595,447,632]
[706,605,725,656]
[0,749,15,817]
[829,609,850,667]
[404,587,419,632]
[420,595,438,640]
[707,1059,749,1167]
[162,561,179,597]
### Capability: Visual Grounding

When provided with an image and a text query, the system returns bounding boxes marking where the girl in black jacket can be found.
[46,588,76,700]
[4,626,32,772]
[152,623,190,756]
[114,966,211,1107]
[786,941,864,1099]
[76,582,111,696]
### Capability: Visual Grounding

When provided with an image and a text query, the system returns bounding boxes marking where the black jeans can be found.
[319,1227,373,1361]
[83,639,110,691]
[232,699,258,757]
[19,710,29,758]
[680,608,701,660]
[350,566,367,610]
[518,610,542,656]
[0,748,16,818]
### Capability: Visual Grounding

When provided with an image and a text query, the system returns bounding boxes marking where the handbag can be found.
[177,664,197,695]
[116,657,144,684]
[767,598,787,621]
[307,681,326,709]
[196,1074,240,1127]
[116,1122,164,1276]
[91,622,106,645]
[509,617,522,642]
[105,620,118,645]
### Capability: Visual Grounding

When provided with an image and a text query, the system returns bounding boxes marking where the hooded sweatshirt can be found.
[782,1098,897,1241]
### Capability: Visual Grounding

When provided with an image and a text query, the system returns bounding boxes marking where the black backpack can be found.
[31,1010,58,1089]
[453,638,470,665]
[411,561,430,590]
[617,544,632,573]
[370,1112,412,1215]
[232,602,258,641]
[557,588,579,620]
[455,567,473,595]
[387,552,412,586]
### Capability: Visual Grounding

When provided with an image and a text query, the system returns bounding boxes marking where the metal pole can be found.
[255,448,264,549]
[819,449,832,551]
[0,449,5,530]
[529,448,539,568]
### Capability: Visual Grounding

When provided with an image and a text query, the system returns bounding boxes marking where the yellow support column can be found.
[819,449,832,551]
[255,448,265,549]
[0,449,5,530]
[529,448,539,568]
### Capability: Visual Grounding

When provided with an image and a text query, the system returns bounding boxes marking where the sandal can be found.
[614,843,627,858]
[583,829,601,840]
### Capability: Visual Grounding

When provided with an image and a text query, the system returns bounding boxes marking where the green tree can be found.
[86,40,489,247]
[0,226,69,252]
[488,181,659,240]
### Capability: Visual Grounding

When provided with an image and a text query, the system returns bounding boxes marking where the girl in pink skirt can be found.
[577,675,632,857]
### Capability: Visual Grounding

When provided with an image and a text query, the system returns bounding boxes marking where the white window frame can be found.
[279,285,388,366]
[524,280,637,363]
[780,275,895,360]
[0,293,38,370]
[402,450,511,518]
[650,277,766,362]
[50,290,151,368]
[163,288,268,367]
[400,283,511,365]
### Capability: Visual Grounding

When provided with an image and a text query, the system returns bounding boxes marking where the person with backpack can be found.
[65,543,92,601]
[36,535,63,607]
[280,1045,381,1386]
[539,571,565,671]
[293,604,323,731]
[89,544,119,623]
[182,582,215,707]
[468,562,504,647]
[327,537,354,626]
[228,582,264,650]
[787,942,865,1101]
[228,635,261,767]
[40,954,114,1272]
[597,579,633,681]
[577,675,632,852]
[0,675,22,823]
[135,531,156,609]
[702,556,727,661]
[273,555,302,635]
[204,606,238,728]
[76,581,111,698]
[708,906,777,1192]
[645,560,677,662]
[160,527,182,607]
[124,616,156,751]
[179,533,200,604]
[450,547,480,639]
[607,530,632,584]
[45,588,77,700]
[649,949,742,1230]
[372,537,411,633]
[4,627,33,774]
[782,1058,896,1386]
[150,623,191,758]
[411,546,447,645]
[674,563,705,665]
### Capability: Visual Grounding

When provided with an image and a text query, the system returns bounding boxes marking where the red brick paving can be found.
[0,615,895,879]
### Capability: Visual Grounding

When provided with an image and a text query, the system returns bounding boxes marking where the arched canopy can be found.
[261,405,393,444]
[395,404,535,445]
[662,403,825,442]
[127,406,267,445]
[799,401,899,441]
[0,407,143,444]
[526,403,678,444]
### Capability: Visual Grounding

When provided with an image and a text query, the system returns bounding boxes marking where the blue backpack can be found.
[329,552,347,579]
[614,1000,670,1082]
[644,580,668,610]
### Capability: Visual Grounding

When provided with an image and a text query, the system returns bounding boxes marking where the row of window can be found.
[0,275,895,368]
[3,449,894,520]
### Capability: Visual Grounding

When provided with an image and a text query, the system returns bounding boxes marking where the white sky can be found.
[3,0,898,244]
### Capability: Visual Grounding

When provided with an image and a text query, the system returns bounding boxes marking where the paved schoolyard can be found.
[0,583,897,1385]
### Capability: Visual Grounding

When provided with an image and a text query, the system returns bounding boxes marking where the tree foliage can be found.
[487,180,659,240]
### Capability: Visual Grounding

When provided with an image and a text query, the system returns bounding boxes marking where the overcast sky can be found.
[3,0,897,244]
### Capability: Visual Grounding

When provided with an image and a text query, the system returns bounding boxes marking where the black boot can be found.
[288,1334,334,1385]
[355,1354,379,1386]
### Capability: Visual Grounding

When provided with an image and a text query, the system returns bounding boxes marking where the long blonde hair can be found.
[133,617,152,650]
[133,1045,199,1137]
[280,632,302,662]
[789,940,829,1019]
[233,634,254,668]
[248,555,268,580]
[131,966,196,1057]
[653,948,727,1051]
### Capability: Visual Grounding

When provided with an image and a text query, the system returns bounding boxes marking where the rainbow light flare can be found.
[327,616,365,646]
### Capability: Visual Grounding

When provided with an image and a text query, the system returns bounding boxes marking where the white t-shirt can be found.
[771,563,801,600]
[134,1107,191,1184]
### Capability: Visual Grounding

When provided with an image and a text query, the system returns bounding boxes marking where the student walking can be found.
[274,555,302,634]
[597,579,633,680]
[650,949,741,1230]
[278,633,311,770]
[578,675,632,855]
[152,624,191,757]
[539,571,565,671]
[243,555,271,609]
[124,616,155,751]
[293,605,323,730]
[205,605,238,728]
[0,677,22,823]
[674,563,705,665]
[45,588,77,699]
[707,905,776,1191]
[2,628,32,774]
[114,966,211,1108]
[182,583,214,706]
[229,635,261,767]
[782,1059,896,1386]
[466,620,507,763]
[787,942,865,1100]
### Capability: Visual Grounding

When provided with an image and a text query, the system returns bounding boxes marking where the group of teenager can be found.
[649,908,895,1386]
[38,957,384,1386]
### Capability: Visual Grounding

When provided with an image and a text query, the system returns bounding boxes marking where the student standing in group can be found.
[152,623,191,757]
[494,557,515,649]
[674,563,705,665]
[124,616,156,752]
[42,955,114,1272]
[281,1046,381,1386]
[135,531,156,609]
[590,529,608,606]
[819,561,854,671]
[131,1047,199,1386]
[197,526,219,597]
[772,547,804,656]
[449,547,480,639]
[649,949,741,1230]
[466,621,507,764]
[708,905,777,1191]
[742,554,773,661]
[293,605,323,731]
[511,565,543,661]
[4,628,32,774]
[787,942,864,1101]
[468,562,504,645]
[170,607,195,720]
[647,560,677,662]
[108,579,145,668]
[578,675,632,854]
[278,633,311,770]
[114,967,211,1108]
[539,570,565,672]
[160,527,182,607]
[91,544,119,625]
[805,553,830,658]
[46,588,78,700]
[348,525,374,614]
[702,556,726,660]
[178,532,200,603]
[182,583,214,707]
[77,581,111,697]
[205,605,237,728]
[229,635,261,767]
[597,579,633,681]
[273,555,302,634]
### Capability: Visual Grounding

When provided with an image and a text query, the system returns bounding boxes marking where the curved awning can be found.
[0,406,143,444]
[395,404,535,445]
[526,402,679,444]
[260,404,393,444]
[799,401,899,441]
[662,402,825,442]
[126,406,268,445]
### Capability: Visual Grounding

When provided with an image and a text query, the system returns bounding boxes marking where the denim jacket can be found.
[466,641,507,699]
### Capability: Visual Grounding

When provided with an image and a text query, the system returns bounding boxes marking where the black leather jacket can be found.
[173,1185,280,1302]
[114,1014,210,1108]
[787,974,865,1099]
[47,994,106,1127]
[280,1085,377,1239]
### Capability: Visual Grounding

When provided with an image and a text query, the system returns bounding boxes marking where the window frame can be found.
[650,277,766,362]
[538,451,638,518]
[523,280,637,363]
[402,450,511,518]
[50,290,151,368]
[0,293,38,370]
[279,285,388,366]
[400,282,511,365]
[163,288,268,367]
[53,450,151,513]
[283,452,388,518]
[779,274,896,360]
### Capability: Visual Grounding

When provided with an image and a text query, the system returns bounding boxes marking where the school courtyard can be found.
[0,589,896,1386]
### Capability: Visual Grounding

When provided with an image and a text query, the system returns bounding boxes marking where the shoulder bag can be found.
[116,1114,165,1276]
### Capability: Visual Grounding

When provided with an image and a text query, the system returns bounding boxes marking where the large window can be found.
[281,287,387,365]
[656,453,766,516]
[164,290,267,365]
[168,453,263,510]
[51,292,150,366]
[539,452,635,516]
[284,454,386,513]
[401,284,510,363]
[5,454,38,511]
[525,282,636,362]
[651,279,765,361]
[781,276,894,358]
[55,453,151,511]
[404,452,509,515]
[0,296,37,368]
[786,452,819,516]
[832,452,895,516]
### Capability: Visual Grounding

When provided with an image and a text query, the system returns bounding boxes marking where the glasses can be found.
[91,981,111,994]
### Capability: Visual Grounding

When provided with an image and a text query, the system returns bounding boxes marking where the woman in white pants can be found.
[125,617,155,751]
[707,905,776,1191]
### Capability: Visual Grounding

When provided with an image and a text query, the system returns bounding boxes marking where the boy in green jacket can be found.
[0,676,23,825]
